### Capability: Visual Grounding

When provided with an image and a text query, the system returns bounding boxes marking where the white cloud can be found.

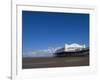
[23,47,61,57]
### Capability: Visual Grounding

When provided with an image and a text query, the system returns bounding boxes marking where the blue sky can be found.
[22,11,89,52]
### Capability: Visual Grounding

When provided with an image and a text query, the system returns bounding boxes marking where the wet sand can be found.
[22,56,89,69]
